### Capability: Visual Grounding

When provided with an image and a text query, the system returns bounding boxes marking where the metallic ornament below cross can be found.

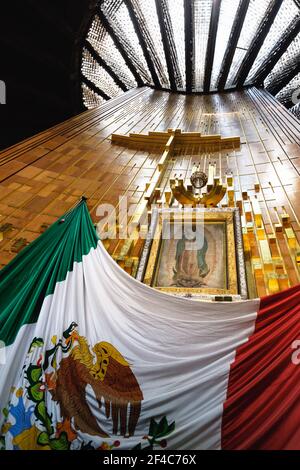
[171,165,227,208]
[190,171,208,190]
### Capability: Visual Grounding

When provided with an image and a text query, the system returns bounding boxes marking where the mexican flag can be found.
[1,200,300,451]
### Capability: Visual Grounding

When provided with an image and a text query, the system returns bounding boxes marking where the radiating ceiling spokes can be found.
[81,0,300,115]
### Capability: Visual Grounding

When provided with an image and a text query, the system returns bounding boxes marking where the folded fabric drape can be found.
[0,201,299,450]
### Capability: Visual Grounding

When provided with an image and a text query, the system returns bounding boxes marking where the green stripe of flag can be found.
[0,200,98,346]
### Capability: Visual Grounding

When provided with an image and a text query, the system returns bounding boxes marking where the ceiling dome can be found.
[81,0,300,115]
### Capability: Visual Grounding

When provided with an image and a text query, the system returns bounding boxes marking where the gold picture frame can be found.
[139,208,247,298]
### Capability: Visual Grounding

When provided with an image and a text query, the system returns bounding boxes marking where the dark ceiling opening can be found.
[0,0,98,150]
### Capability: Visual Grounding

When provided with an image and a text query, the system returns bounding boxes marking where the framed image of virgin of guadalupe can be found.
[138,208,248,299]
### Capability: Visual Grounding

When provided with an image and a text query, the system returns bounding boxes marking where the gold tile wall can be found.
[0,87,299,297]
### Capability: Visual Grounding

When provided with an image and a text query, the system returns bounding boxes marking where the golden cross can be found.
[111,128,240,208]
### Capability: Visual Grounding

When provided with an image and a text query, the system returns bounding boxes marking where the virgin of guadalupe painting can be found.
[141,209,246,298]
[153,221,227,291]
[172,234,210,288]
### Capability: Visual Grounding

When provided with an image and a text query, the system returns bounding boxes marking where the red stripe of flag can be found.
[222,284,300,450]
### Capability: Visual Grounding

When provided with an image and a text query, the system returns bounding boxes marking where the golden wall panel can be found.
[0,86,299,297]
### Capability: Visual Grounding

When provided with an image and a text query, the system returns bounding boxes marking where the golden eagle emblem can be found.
[50,325,143,438]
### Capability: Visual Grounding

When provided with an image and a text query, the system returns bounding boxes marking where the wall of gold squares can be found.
[0,86,299,298]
